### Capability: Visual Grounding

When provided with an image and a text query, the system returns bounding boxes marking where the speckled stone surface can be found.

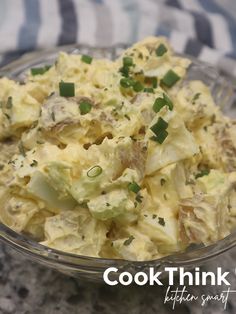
[1,242,236,314]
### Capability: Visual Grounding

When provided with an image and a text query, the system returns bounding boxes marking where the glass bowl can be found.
[0,45,235,282]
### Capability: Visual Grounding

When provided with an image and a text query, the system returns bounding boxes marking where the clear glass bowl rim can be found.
[0,44,235,273]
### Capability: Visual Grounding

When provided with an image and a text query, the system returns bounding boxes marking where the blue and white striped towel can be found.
[0,0,236,77]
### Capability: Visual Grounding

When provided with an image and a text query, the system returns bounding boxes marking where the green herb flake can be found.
[51,111,55,121]
[79,101,92,115]
[161,70,180,88]
[6,96,13,109]
[195,169,210,179]
[128,182,141,194]
[138,52,143,59]
[81,54,93,64]
[30,160,38,167]
[151,77,158,89]
[143,87,154,93]
[123,235,135,246]
[87,165,103,178]
[135,194,143,203]
[160,178,166,186]
[192,92,201,104]
[124,114,130,121]
[4,113,10,120]
[156,44,168,57]
[152,214,157,219]
[158,217,166,226]
[59,82,75,97]
[0,164,4,171]
[18,141,26,157]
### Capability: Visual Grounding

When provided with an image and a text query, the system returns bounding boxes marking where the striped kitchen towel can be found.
[0,0,236,77]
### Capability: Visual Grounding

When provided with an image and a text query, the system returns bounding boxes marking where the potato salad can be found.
[0,37,236,261]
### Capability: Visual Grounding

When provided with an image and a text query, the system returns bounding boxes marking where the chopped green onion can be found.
[119,66,129,77]
[153,94,173,113]
[123,56,133,67]
[143,87,154,93]
[120,78,134,88]
[156,44,168,57]
[81,54,93,64]
[133,81,144,92]
[151,77,158,88]
[87,165,103,178]
[123,235,135,246]
[31,65,51,76]
[153,97,166,113]
[158,217,165,226]
[161,70,180,88]
[195,169,210,179]
[128,182,141,194]
[150,117,168,135]
[59,82,75,97]
[6,96,13,109]
[163,93,173,110]
[152,93,173,112]
[31,68,45,76]
[150,130,168,144]
[79,101,92,115]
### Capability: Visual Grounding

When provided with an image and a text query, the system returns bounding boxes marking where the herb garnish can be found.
[156,44,168,57]
[30,160,38,167]
[18,141,26,157]
[59,82,75,97]
[31,65,51,76]
[192,92,201,104]
[161,70,180,88]
[79,101,92,115]
[81,54,93,64]
[123,235,135,246]
[128,182,141,194]
[195,169,210,179]
[158,217,165,226]
[6,96,13,109]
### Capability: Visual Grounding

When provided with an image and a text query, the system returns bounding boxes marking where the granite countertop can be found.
[0,242,236,314]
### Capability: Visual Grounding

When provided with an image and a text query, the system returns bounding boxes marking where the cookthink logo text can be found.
[103,267,236,310]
